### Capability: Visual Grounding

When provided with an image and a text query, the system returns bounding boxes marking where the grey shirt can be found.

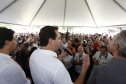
[74,52,86,73]
[87,58,126,84]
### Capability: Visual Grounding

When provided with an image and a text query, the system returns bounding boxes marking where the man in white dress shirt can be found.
[0,27,31,84]
[29,26,90,84]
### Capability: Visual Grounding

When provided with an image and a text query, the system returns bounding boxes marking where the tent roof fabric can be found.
[0,0,126,27]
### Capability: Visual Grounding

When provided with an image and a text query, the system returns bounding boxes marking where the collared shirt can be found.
[74,52,86,73]
[29,48,73,84]
[92,51,113,65]
[0,53,30,84]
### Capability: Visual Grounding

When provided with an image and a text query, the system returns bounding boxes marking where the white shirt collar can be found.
[101,53,108,57]
[38,48,57,57]
[0,53,11,58]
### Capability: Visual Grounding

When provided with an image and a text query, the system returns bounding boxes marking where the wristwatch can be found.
[79,58,82,60]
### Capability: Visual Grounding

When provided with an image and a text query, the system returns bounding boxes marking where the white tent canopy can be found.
[0,0,126,27]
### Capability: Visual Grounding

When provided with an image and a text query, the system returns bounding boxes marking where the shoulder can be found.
[95,51,101,56]
[96,51,101,54]
[68,55,73,59]
[95,60,113,72]
[107,53,113,57]
[0,55,20,69]
[93,51,100,57]
[0,64,28,84]
[75,53,79,57]
[74,53,79,59]
[89,63,110,78]
[82,52,86,56]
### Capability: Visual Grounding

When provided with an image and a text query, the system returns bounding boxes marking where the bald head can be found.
[67,40,72,48]
[78,46,84,52]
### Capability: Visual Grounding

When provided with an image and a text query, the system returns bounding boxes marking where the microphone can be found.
[60,44,73,56]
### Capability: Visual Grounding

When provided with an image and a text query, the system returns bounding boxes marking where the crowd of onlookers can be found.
[9,32,113,83]
[1,26,126,84]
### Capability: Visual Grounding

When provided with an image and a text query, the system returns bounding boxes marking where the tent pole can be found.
[0,0,18,13]
[29,0,46,26]
[113,0,126,12]
[84,0,97,28]
[63,0,67,26]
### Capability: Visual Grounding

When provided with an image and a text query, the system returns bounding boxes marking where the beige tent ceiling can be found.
[0,0,126,27]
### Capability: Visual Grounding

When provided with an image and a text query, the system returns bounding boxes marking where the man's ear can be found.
[48,38,53,45]
[5,40,10,46]
[113,44,119,51]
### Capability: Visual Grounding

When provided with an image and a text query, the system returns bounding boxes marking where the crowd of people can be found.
[0,26,126,84]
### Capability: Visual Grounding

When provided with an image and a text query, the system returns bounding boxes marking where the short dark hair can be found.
[39,26,58,46]
[0,27,14,48]
[100,46,108,51]
[74,38,79,43]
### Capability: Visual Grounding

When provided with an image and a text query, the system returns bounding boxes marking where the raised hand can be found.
[82,54,90,72]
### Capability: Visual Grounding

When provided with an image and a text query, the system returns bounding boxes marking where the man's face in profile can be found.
[53,30,61,51]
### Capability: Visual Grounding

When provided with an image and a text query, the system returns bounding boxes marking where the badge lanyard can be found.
[97,53,108,64]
